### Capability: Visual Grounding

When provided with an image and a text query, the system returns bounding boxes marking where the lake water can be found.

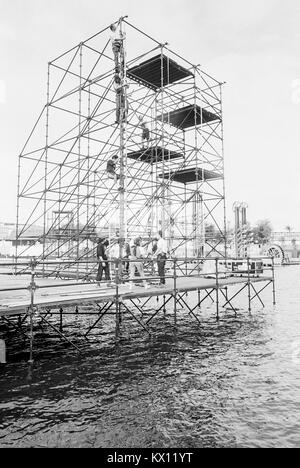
[0,266,299,448]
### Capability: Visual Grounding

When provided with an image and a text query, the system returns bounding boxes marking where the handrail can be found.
[0,256,275,295]
[0,255,275,268]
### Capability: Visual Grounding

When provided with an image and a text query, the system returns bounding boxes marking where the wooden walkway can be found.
[0,274,273,317]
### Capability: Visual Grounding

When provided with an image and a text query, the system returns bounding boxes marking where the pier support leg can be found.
[0,339,6,364]
[225,287,228,303]
[115,301,120,337]
[272,257,276,306]
[216,289,220,321]
[215,259,220,321]
[28,259,36,364]
[247,258,252,313]
[59,307,63,333]
[119,301,122,325]
[173,259,177,326]
[247,283,252,313]
[173,293,177,326]
[28,308,34,365]
[115,260,120,337]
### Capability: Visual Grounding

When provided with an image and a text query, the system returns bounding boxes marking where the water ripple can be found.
[0,267,300,447]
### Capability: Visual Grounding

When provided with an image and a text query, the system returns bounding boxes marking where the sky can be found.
[0,0,299,231]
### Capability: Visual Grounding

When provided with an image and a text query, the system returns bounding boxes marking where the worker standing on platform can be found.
[129,237,149,290]
[106,155,119,183]
[96,238,111,283]
[147,237,158,277]
[155,230,168,287]
[124,240,131,275]
[138,116,150,149]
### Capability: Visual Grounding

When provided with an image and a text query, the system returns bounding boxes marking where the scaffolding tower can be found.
[16,17,227,276]
[233,202,248,258]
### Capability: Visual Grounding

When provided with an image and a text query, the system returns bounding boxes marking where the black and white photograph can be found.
[0,0,299,452]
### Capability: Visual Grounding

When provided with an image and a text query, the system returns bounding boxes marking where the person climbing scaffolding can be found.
[106,155,119,183]
[138,115,150,149]
[114,75,129,124]
[110,23,123,68]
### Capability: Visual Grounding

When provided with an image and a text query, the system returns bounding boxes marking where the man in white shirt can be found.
[155,230,168,286]
[109,23,125,68]
[129,237,149,289]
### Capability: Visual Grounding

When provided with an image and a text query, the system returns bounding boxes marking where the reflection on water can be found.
[0,267,299,448]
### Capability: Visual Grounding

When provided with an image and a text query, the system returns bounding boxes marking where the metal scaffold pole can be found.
[118,17,127,264]
[220,83,228,259]
[15,18,228,278]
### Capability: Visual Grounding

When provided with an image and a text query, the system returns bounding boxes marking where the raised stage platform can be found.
[127,54,193,90]
[159,166,222,184]
[157,104,220,129]
[0,274,272,317]
[127,146,183,164]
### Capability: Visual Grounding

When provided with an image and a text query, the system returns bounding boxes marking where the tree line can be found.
[205,219,274,245]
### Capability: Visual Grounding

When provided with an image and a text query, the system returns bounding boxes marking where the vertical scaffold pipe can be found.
[0,340,6,364]
[173,258,177,325]
[42,63,51,276]
[160,45,165,235]
[215,258,220,321]
[118,18,127,269]
[247,257,252,313]
[76,43,83,281]
[219,83,228,260]
[59,307,63,333]
[272,256,276,305]
[115,259,120,337]
[15,153,22,274]
[28,259,37,364]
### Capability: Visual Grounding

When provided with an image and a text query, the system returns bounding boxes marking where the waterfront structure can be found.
[16,17,226,277]
[0,19,277,361]
[0,256,276,361]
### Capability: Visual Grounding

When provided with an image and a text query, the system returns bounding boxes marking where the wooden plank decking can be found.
[0,274,273,317]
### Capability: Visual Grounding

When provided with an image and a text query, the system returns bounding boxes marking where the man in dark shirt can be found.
[96,238,110,282]
[138,116,150,148]
[106,155,119,182]
[114,75,129,124]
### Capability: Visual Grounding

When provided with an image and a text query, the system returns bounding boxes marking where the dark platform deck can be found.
[157,104,220,129]
[127,146,183,164]
[159,167,222,184]
[127,54,193,90]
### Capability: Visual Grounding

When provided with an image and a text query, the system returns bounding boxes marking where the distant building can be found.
[0,223,44,257]
[0,223,15,240]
